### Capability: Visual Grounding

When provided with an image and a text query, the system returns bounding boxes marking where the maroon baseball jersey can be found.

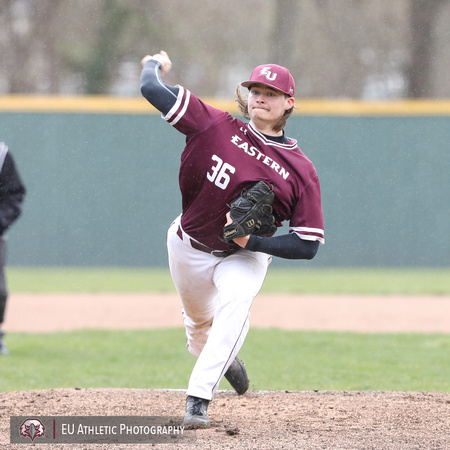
[164,86,325,251]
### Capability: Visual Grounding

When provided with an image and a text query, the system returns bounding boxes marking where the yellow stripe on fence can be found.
[1,95,450,116]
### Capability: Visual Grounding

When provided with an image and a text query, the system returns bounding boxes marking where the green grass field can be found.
[3,329,449,393]
[6,266,450,295]
[2,267,450,393]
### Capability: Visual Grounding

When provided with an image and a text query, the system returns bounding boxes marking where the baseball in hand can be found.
[141,50,172,76]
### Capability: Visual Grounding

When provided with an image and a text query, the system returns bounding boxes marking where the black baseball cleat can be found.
[183,395,210,428]
[224,356,249,395]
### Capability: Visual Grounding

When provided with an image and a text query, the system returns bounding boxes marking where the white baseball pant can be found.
[167,215,271,400]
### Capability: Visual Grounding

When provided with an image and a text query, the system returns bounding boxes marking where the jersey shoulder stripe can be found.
[163,86,190,125]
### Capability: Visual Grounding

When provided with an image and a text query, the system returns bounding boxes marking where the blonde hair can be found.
[235,83,294,133]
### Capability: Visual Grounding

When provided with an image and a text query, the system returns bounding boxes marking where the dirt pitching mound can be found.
[2,388,449,449]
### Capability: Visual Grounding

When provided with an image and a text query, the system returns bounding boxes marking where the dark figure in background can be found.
[0,142,26,355]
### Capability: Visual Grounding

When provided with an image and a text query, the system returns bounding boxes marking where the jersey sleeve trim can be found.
[290,226,325,244]
[163,86,190,125]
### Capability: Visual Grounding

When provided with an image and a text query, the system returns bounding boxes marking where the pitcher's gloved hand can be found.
[223,181,276,241]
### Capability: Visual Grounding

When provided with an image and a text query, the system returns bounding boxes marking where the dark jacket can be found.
[0,142,26,236]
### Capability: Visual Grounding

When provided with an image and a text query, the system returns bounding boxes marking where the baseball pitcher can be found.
[140,51,324,427]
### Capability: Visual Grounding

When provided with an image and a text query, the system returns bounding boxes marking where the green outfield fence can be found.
[1,96,449,267]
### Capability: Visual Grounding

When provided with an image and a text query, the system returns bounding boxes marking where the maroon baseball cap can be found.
[241,64,295,96]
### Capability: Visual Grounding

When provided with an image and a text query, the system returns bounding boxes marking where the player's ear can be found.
[285,96,295,110]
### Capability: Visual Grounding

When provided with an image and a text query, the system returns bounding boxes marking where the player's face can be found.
[247,84,294,134]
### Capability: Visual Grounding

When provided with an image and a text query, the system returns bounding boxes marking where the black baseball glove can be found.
[223,181,276,241]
